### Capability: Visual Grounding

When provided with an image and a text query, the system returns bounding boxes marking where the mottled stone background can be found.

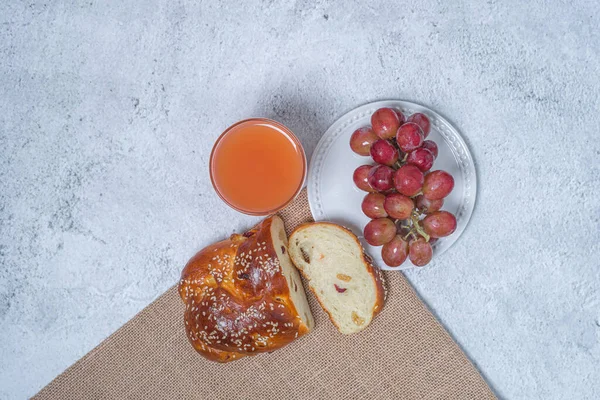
[1,1,599,399]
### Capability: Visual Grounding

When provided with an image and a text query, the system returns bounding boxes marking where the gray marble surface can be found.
[1,1,599,399]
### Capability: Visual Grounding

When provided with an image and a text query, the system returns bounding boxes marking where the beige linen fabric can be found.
[34,189,495,400]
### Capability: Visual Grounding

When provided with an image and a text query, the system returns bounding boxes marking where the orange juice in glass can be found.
[210,119,306,215]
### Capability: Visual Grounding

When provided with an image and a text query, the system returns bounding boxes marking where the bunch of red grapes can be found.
[350,107,457,267]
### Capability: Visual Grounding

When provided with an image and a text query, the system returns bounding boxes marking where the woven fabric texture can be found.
[34,189,495,400]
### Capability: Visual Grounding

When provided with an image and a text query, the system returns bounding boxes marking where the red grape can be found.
[415,195,443,214]
[422,140,438,158]
[406,148,434,172]
[350,127,379,156]
[394,109,407,125]
[371,108,401,140]
[383,193,414,220]
[409,238,433,266]
[361,193,387,219]
[368,165,395,192]
[422,211,457,238]
[370,139,399,166]
[396,122,424,152]
[423,170,454,200]
[408,113,431,137]
[381,235,409,267]
[393,164,424,196]
[353,165,376,192]
[363,218,397,246]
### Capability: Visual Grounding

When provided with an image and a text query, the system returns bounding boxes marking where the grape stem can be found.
[393,153,409,171]
[398,211,430,242]
[410,213,430,242]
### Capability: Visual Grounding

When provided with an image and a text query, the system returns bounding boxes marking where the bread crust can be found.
[178,216,310,362]
[289,222,386,333]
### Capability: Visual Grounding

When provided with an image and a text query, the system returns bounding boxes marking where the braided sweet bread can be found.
[178,215,314,362]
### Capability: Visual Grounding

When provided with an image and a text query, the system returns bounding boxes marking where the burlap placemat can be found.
[34,189,495,399]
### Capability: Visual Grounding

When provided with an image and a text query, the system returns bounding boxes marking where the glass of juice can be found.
[210,118,306,215]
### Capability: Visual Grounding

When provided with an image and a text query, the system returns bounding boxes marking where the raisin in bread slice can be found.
[288,222,386,334]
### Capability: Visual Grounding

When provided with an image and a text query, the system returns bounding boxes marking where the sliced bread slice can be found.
[288,222,386,334]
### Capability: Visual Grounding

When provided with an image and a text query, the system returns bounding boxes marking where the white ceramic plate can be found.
[307,100,477,270]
